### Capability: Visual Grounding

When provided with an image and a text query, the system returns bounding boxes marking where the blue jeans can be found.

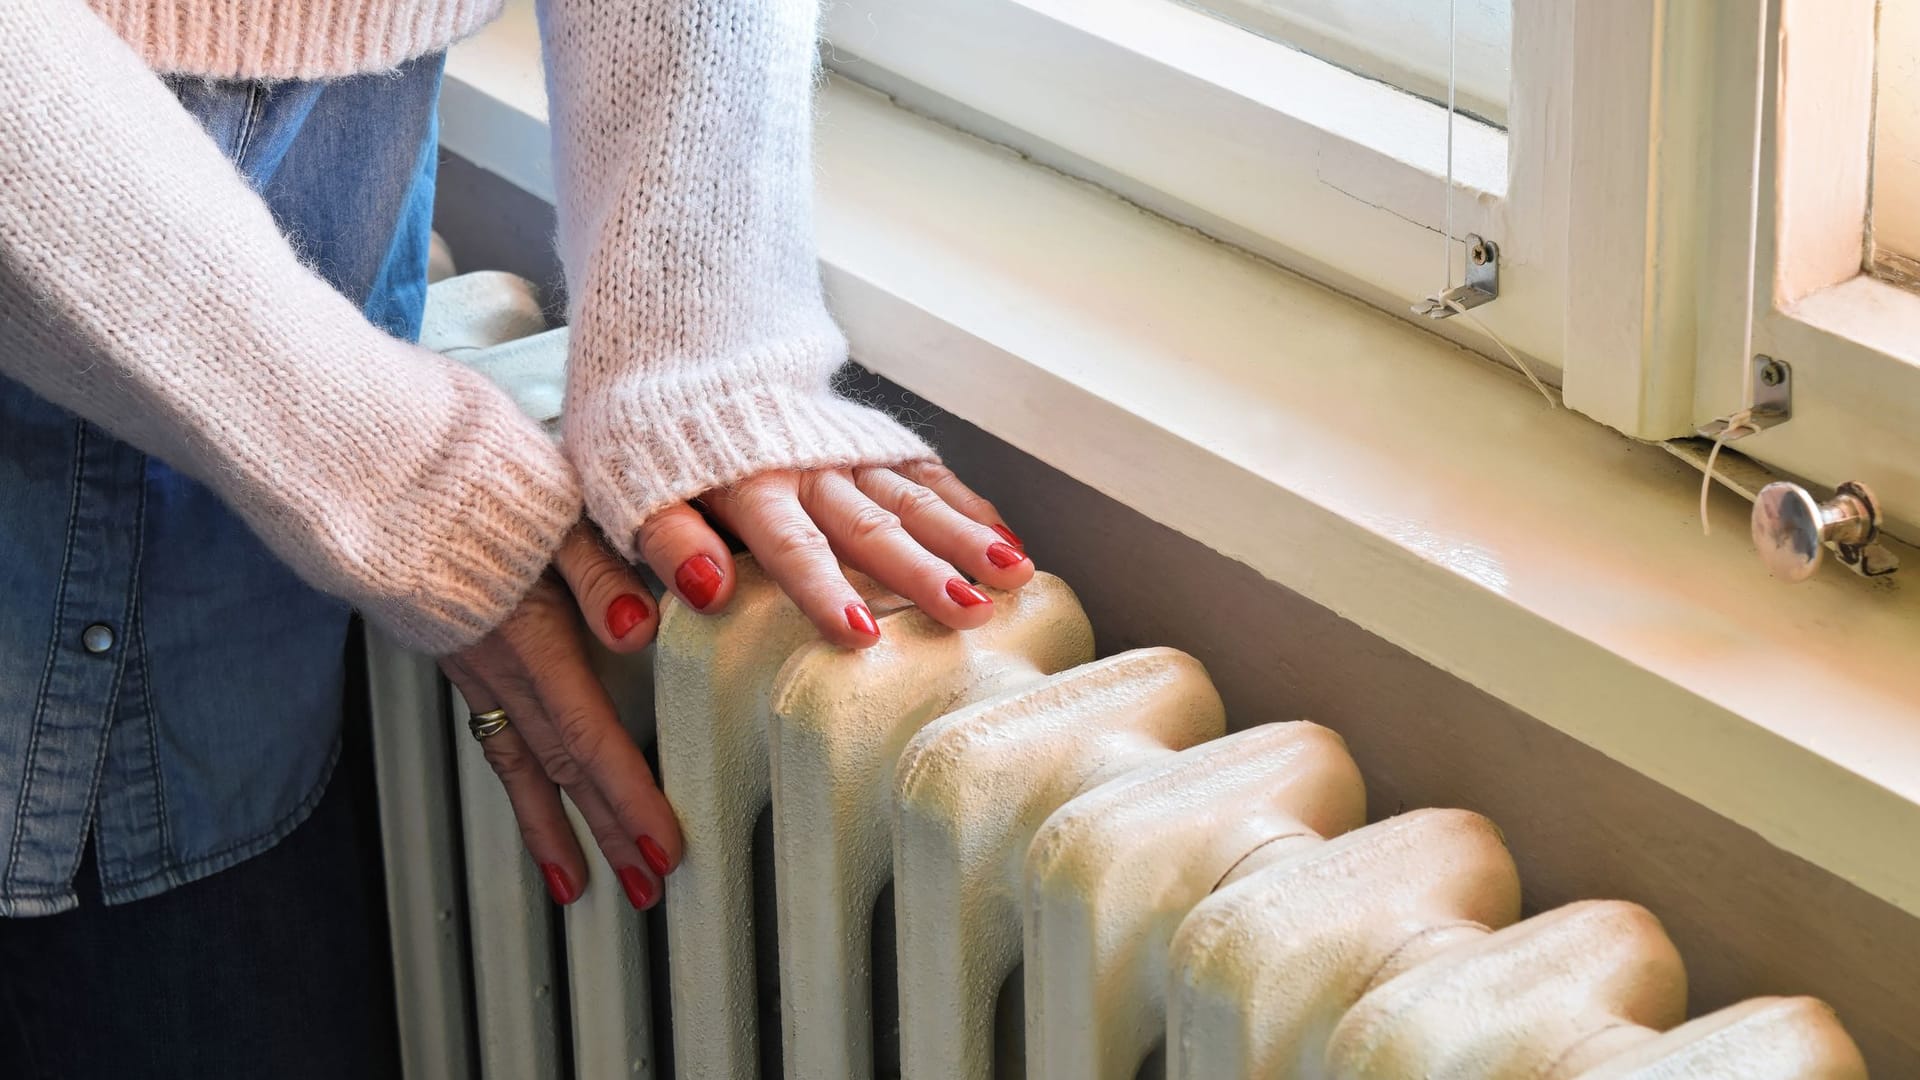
[0,56,442,914]
[0,52,444,1077]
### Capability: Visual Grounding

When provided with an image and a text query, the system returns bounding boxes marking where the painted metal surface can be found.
[1168,809,1522,1078]
[892,648,1224,1079]
[1022,723,1367,1079]
[450,697,563,1080]
[1579,997,1868,1079]
[654,559,904,1079]
[1326,900,1689,1077]
[365,635,475,1080]
[566,628,665,1080]
[769,575,1095,1078]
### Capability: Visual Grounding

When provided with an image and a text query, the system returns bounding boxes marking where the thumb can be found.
[553,522,658,653]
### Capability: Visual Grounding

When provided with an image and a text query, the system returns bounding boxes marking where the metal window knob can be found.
[1751,480,1885,582]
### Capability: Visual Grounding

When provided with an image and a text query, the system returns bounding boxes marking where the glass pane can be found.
[1184,0,1512,128]
[1872,0,1920,287]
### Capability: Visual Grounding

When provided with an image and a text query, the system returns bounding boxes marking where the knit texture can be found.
[90,0,504,79]
[4,0,935,648]
[2,0,577,654]
[538,0,936,561]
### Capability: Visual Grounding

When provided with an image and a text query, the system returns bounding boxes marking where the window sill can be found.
[441,25,1920,918]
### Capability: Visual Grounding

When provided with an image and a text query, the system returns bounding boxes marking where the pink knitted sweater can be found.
[0,0,932,653]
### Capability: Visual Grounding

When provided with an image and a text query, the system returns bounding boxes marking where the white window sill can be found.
[440,21,1920,918]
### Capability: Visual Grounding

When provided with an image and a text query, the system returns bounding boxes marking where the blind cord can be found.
[1698,0,1773,537]
[1431,0,1556,408]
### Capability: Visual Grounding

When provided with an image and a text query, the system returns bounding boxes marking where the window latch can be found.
[1753,480,1900,581]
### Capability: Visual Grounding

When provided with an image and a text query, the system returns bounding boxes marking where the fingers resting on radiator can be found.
[439,523,682,909]
[635,463,1032,647]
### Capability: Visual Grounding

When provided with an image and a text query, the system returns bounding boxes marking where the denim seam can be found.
[84,470,161,887]
[0,738,340,916]
[5,422,88,896]
[135,607,177,872]
[96,739,341,907]
[232,83,269,171]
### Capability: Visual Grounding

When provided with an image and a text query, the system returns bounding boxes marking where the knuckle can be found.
[894,483,949,521]
[534,743,587,788]
[515,821,552,858]
[589,818,628,854]
[734,476,793,518]
[908,461,960,488]
[552,705,611,763]
[639,511,704,567]
[600,786,652,831]
[842,503,903,546]
[571,557,631,607]
[765,520,829,565]
[481,738,534,781]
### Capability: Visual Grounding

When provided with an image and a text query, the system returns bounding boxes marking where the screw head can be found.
[1469,242,1488,265]
[1758,357,1786,386]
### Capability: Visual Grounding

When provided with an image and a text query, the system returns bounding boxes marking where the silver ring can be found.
[469,708,511,741]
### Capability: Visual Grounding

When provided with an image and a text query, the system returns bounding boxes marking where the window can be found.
[822,0,1920,544]
[821,0,1571,376]
[1186,0,1513,127]
[1680,0,1920,543]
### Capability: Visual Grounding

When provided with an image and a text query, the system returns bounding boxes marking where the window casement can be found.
[820,0,1579,382]
[824,0,1919,546]
[1688,0,1920,543]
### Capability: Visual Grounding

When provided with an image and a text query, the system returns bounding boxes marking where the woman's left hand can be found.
[631,462,1033,647]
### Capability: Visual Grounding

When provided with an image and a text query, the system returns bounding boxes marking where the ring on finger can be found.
[469,708,511,741]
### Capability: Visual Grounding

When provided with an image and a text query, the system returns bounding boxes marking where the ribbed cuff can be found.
[569,369,936,563]
[91,0,503,79]
[358,365,582,654]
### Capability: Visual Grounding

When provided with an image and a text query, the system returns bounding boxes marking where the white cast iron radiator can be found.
[366,271,1871,1079]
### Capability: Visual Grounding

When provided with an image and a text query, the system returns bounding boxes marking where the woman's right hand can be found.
[438,523,679,909]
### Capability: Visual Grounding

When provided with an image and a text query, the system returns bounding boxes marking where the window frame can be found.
[1689,0,1920,541]
[819,0,1582,377]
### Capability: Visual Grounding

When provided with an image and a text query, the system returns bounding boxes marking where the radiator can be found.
[367,271,1871,1079]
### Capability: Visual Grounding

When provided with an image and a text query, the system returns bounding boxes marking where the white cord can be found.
[1427,0,1553,410]
[1698,410,1756,536]
[1443,0,1457,291]
[1697,0,1773,538]
[1443,297,1558,408]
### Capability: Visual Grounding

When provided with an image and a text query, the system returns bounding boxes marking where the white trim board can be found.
[440,24,1920,919]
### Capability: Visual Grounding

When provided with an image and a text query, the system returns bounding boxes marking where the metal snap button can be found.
[81,624,116,654]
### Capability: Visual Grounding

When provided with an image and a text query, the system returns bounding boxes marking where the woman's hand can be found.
[633,461,1032,647]
[439,523,678,910]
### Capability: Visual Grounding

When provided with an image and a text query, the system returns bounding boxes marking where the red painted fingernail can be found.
[617,865,659,909]
[675,555,723,610]
[986,542,1028,569]
[638,835,672,877]
[945,578,992,607]
[991,523,1025,548]
[606,594,650,639]
[541,863,578,905]
[845,602,880,638]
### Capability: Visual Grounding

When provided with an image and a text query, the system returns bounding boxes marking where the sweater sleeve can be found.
[536,0,936,561]
[0,0,581,655]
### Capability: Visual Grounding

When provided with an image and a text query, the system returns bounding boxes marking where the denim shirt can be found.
[0,56,444,916]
